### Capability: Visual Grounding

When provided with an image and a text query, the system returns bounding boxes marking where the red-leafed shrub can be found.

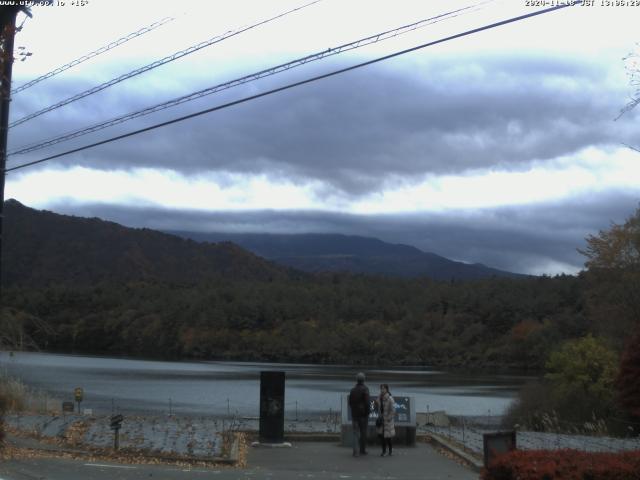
[482,449,640,480]
[0,394,5,447]
[616,329,640,420]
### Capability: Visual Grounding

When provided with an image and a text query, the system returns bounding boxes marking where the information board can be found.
[341,395,415,426]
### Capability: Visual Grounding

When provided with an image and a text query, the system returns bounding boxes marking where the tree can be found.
[617,44,640,121]
[616,329,640,420]
[579,207,640,345]
[545,335,619,421]
[580,207,640,270]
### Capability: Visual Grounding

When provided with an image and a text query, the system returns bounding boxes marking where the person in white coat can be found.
[378,384,395,456]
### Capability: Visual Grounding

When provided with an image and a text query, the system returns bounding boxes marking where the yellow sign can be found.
[74,387,83,402]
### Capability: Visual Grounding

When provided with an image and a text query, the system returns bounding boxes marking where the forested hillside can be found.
[3,274,586,369]
[3,199,634,371]
[2,199,291,286]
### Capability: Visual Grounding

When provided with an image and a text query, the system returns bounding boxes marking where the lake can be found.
[0,351,532,418]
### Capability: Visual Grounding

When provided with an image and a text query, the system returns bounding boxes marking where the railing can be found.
[420,413,640,456]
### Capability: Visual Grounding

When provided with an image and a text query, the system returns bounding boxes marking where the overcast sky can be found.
[4,0,640,275]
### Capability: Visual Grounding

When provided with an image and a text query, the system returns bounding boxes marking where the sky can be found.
[4,0,640,275]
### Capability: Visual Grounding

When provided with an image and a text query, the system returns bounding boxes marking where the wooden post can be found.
[0,6,19,303]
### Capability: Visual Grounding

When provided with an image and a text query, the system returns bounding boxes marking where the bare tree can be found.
[617,44,640,121]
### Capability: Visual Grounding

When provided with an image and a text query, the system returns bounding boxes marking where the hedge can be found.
[482,449,640,480]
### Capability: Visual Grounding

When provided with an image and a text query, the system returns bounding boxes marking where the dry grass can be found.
[0,371,27,413]
[0,370,59,415]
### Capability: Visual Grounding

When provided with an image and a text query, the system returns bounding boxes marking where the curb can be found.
[285,433,340,442]
[241,431,341,443]
[420,433,484,472]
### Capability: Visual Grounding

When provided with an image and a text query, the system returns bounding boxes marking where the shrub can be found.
[502,380,556,431]
[482,449,640,480]
[0,371,27,412]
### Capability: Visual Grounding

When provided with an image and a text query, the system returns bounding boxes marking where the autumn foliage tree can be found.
[580,206,640,428]
[579,206,640,347]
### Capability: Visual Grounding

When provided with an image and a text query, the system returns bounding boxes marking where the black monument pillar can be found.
[259,371,285,443]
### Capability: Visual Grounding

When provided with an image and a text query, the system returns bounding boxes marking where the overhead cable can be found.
[4,2,581,174]
[8,1,487,158]
[12,16,175,95]
[9,0,322,128]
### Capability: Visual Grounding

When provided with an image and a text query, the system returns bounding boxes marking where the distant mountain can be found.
[2,200,290,287]
[167,231,525,280]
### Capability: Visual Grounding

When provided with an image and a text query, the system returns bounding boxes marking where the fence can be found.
[420,412,640,457]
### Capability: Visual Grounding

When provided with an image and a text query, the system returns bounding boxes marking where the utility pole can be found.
[0,4,28,302]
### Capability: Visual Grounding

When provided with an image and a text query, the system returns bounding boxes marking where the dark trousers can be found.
[380,435,392,454]
[352,417,368,454]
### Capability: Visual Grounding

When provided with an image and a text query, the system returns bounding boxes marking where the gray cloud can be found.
[8,53,638,196]
[41,190,639,275]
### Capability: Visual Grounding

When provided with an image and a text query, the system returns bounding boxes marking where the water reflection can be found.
[0,351,532,417]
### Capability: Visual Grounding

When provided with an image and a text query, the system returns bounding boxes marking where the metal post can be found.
[0,7,19,303]
[462,417,466,447]
[169,397,172,416]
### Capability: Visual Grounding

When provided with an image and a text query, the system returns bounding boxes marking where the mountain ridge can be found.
[168,231,525,280]
[2,199,291,287]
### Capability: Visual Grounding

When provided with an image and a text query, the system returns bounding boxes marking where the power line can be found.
[8,0,322,128]
[4,2,581,174]
[11,16,175,95]
[7,2,488,158]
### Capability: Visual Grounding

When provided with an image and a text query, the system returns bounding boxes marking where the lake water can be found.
[0,352,531,418]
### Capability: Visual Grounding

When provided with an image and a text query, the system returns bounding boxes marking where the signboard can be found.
[62,401,74,413]
[110,414,124,450]
[110,414,124,429]
[341,395,415,426]
[74,387,83,402]
[483,431,517,467]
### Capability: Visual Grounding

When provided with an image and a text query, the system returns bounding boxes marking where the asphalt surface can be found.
[0,441,479,480]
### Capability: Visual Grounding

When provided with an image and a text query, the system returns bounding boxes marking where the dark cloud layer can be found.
[43,190,639,275]
[8,53,637,196]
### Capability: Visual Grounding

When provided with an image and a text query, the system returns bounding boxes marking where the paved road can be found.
[0,442,479,480]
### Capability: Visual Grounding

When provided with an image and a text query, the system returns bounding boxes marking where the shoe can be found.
[388,452,393,456]
[353,452,359,457]
[380,452,386,457]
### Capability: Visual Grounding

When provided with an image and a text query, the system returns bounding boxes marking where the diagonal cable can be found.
[9,0,322,128]
[8,1,488,157]
[4,1,581,174]
[12,16,175,95]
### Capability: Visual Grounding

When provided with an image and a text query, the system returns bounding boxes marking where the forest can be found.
[2,273,587,369]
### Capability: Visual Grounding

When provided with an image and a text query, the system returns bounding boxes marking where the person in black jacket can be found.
[348,372,370,457]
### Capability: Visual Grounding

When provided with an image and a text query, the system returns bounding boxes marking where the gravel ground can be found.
[9,412,639,459]
[5,413,223,457]
[4,411,342,458]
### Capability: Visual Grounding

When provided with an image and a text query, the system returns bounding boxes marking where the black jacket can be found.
[348,383,370,419]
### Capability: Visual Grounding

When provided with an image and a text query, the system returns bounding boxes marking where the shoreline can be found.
[0,349,542,375]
